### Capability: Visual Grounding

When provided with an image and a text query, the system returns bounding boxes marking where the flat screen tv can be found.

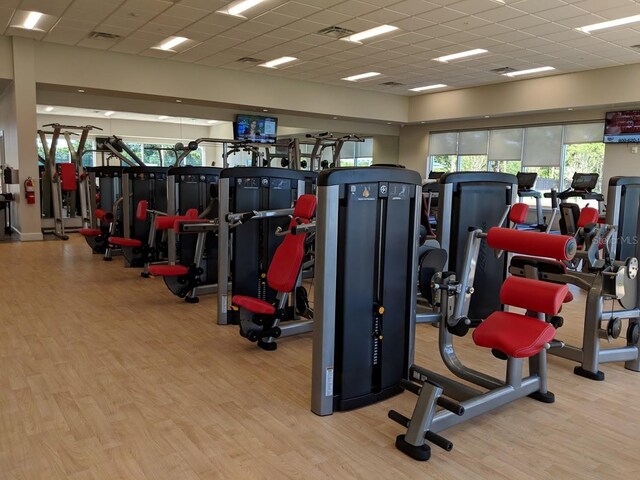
[235,114,278,144]
[604,110,640,143]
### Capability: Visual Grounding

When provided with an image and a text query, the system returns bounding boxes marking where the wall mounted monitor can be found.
[235,114,278,144]
[604,110,640,143]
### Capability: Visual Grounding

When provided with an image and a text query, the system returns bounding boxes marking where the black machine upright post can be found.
[311,166,422,416]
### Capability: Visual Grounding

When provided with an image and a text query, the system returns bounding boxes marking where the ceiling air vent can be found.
[381,81,404,86]
[237,57,263,64]
[88,31,121,40]
[490,67,517,74]
[317,26,356,39]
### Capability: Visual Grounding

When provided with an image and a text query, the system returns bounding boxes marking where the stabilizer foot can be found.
[140,272,150,278]
[529,390,555,404]
[258,339,277,351]
[103,257,113,262]
[574,366,604,381]
[185,297,199,304]
[395,435,431,461]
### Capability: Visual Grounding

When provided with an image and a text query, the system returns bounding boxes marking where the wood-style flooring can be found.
[1,236,639,479]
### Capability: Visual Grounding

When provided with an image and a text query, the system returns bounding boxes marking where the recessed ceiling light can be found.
[259,56,297,69]
[158,115,169,120]
[577,14,640,34]
[342,72,381,82]
[344,25,398,43]
[568,108,574,111]
[207,120,218,124]
[104,111,115,117]
[433,48,488,63]
[332,117,338,120]
[45,106,54,112]
[175,99,182,103]
[157,36,188,51]
[218,0,265,17]
[387,122,392,125]
[263,109,269,112]
[484,115,490,118]
[23,11,43,30]
[503,66,555,77]
[77,89,85,93]
[409,84,447,92]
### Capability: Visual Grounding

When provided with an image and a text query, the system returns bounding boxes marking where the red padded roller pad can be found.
[136,200,148,221]
[509,203,529,225]
[155,209,199,230]
[59,163,77,191]
[577,207,599,228]
[500,276,568,316]
[472,312,556,358]
[95,209,114,223]
[487,227,576,261]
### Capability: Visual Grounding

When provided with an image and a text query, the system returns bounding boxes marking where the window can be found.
[37,136,95,165]
[339,138,373,167]
[427,123,606,207]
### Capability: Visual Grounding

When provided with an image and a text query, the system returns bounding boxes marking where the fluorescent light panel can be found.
[23,11,43,30]
[259,56,297,68]
[44,106,54,112]
[433,48,488,63]
[158,115,169,120]
[159,36,188,51]
[577,14,640,33]
[503,66,555,77]
[219,0,265,17]
[342,72,381,82]
[104,111,114,117]
[410,84,448,92]
[345,25,398,43]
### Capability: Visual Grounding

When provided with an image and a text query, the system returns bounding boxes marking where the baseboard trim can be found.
[16,229,44,241]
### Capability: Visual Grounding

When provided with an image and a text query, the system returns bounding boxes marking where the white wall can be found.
[602,144,640,194]
[372,135,399,165]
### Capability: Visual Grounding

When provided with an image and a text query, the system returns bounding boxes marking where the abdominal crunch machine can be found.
[390,227,577,461]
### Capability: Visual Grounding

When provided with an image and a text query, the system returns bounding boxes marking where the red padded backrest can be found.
[266,195,315,293]
[267,233,306,293]
[59,163,77,191]
[577,207,599,228]
[487,227,576,261]
[95,209,113,223]
[293,194,316,221]
[136,200,148,221]
[509,203,529,225]
[500,276,569,316]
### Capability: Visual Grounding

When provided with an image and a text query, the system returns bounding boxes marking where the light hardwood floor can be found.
[1,235,639,479]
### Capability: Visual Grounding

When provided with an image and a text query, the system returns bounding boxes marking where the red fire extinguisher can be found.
[24,177,36,204]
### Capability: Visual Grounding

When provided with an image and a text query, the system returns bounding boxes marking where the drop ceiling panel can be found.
[2,0,640,97]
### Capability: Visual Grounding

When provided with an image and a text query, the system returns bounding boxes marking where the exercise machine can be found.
[311,166,423,415]
[233,194,317,350]
[547,172,604,236]
[38,123,102,239]
[389,227,574,460]
[512,176,640,380]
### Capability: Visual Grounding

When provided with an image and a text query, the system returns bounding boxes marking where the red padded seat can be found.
[79,228,101,237]
[148,265,189,276]
[509,203,529,225]
[564,291,574,303]
[108,237,143,247]
[473,312,556,358]
[232,295,276,315]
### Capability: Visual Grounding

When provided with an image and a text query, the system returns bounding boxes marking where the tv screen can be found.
[235,114,278,144]
[604,110,640,143]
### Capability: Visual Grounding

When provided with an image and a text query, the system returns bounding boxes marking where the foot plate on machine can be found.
[574,366,605,381]
[528,390,555,403]
[395,435,431,461]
